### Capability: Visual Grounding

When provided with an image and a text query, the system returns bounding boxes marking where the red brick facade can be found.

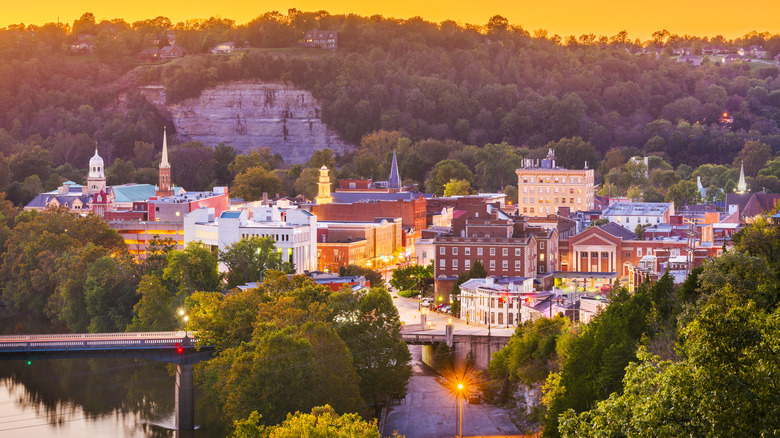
[311,198,427,243]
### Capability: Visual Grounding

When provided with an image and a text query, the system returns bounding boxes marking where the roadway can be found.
[392,294,516,338]
[384,344,521,438]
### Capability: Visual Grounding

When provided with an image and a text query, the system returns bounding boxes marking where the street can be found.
[392,294,516,338]
[384,344,521,438]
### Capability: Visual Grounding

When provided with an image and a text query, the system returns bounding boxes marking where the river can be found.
[0,311,226,437]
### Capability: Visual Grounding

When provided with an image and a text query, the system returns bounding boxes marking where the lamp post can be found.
[179,309,189,333]
[456,383,464,438]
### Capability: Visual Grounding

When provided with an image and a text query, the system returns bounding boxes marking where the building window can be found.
[539,265,546,273]
[502,260,508,269]
[465,259,471,269]
[540,242,545,249]
[490,260,496,268]
[477,247,483,256]
[515,248,521,256]
[490,248,496,256]
[530,197,534,203]
[453,247,458,255]
[465,247,470,255]
[440,247,445,255]
[523,187,528,193]
[515,260,521,269]
[602,252,609,259]
[453,259,458,268]
[440,259,446,267]
[637,248,643,257]
[523,197,527,203]
[502,248,508,256]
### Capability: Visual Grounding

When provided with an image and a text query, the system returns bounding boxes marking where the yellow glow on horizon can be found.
[4,1,780,40]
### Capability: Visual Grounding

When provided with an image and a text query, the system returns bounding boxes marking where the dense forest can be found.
[2,11,780,206]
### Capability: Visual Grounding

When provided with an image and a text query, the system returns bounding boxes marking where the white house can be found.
[601,202,675,230]
[184,205,317,273]
[459,276,536,327]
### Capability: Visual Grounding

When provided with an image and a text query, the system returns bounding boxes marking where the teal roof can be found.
[111,184,156,203]
[220,211,242,219]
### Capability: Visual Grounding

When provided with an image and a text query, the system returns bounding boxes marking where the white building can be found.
[459,276,537,327]
[184,205,317,274]
[601,202,675,230]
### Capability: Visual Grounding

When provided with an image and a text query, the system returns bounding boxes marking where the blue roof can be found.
[220,211,242,219]
[110,184,156,203]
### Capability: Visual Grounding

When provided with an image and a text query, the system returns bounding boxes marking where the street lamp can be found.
[456,382,464,437]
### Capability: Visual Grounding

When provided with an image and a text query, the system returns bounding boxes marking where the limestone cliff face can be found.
[139,81,354,163]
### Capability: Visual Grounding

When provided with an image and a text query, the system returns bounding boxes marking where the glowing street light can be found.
[455,382,465,437]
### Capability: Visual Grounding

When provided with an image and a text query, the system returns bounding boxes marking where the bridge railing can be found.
[0,332,199,351]
[400,333,445,344]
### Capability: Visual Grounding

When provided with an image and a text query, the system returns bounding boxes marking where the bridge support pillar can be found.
[445,324,453,348]
[175,363,195,430]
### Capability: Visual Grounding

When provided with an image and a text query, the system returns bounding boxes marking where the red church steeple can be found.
[156,127,174,197]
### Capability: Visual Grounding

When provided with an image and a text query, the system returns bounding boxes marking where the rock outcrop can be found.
[138,81,354,163]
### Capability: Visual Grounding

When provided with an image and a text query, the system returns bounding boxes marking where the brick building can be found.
[433,203,560,299]
[516,149,595,216]
[559,222,719,279]
[316,219,403,273]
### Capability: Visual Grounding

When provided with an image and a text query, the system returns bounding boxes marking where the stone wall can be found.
[138,81,354,163]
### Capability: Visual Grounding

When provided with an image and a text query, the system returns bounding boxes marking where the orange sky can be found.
[5,0,780,40]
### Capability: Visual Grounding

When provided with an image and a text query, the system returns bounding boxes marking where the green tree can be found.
[1,208,125,317]
[219,236,291,289]
[665,179,701,209]
[213,143,238,186]
[106,158,136,186]
[547,137,598,170]
[84,254,139,332]
[329,287,412,410]
[733,140,772,178]
[293,167,321,200]
[231,166,283,201]
[127,274,176,332]
[233,406,383,438]
[443,178,473,196]
[338,264,384,288]
[425,159,473,196]
[475,143,523,191]
[164,241,221,296]
[559,301,780,438]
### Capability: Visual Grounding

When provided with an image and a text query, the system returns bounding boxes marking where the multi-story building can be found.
[601,202,675,230]
[433,203,563,298]
[316,219,403,273]
[184,205,317,273]
[516,149,594,216]
[558,222,719,284]
[458,276,537,326]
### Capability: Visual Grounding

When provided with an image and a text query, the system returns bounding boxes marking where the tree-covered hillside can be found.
[2,11,780,204]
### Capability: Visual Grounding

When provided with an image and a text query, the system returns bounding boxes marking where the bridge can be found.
[401,328,512,369]
[0,331,214,430]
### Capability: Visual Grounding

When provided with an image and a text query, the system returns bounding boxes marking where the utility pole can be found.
[685,218,698,276]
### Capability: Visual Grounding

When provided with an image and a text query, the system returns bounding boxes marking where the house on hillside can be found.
[210,41,235,54]
[677,54,703,66]
[303,30,338,50]
[747,45,769,59]
[137,48,161,63]
[70,34,96,54]
[724,54,743,65]
[160,45,187,61]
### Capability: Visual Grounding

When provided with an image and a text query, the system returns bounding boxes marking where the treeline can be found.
[486,216,780,436]
[3,11,780,206]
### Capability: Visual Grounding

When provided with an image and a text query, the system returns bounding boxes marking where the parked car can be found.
[443,305,451,314]
[421,297,434,306]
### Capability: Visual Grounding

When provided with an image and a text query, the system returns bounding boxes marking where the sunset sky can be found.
[5,0,780,40]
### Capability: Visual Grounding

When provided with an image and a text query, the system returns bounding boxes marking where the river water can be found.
[0,311,225,437]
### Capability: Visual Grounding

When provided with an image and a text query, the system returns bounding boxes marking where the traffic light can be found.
[177,347,184,354]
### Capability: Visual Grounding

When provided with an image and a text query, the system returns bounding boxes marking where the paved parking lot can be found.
[384,345,520,438]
